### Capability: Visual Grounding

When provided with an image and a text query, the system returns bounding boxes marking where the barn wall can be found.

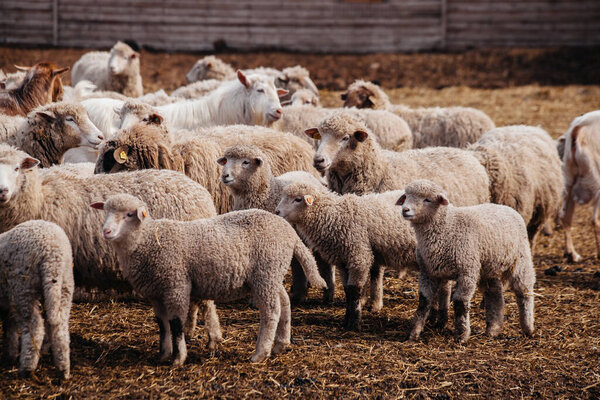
[1,0,598,52]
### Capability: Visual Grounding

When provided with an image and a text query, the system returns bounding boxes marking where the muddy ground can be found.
[0,47,599,399]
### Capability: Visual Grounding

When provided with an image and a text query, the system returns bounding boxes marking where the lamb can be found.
[0,220,74,379]
[0,144,221,344]
[277,106,413,151]
[309,112,490,205]
[560,110,600,262]
[398,179,535,343]
[0,102,104,167]
[275,182,416,331]
[0,63,69,116]
[217,144,333,303]
[342,80,495,148]
[93,123,320,214]
[283,88,320,107]
[87,71,286,132]
[92,193,326,364]
[71,41,143,97]
[468,125,563,247]
[171,79,223,99]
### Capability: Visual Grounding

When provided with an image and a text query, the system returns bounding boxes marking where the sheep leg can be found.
[251,289,281,363]
[169,316,187,366]
[273,286,291,355]
[316,254,335,304]
[409,272,439,341]
[561,188,581,262]
[184,302,199,337]
[290,257,308,307]
[1,310,19,364]
[368,264,385,313]
[510,262,536,337]
[452,276,477,344]
[50,283,73,380]
[18,302,45,377]
[201,301,222,352]
[593,200,600,260]
[430,280,451,331]
[153,304,172,363]
[483,279,504,338]
[343,265,369,332]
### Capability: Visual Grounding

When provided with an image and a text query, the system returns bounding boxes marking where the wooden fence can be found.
[1,0,599,52]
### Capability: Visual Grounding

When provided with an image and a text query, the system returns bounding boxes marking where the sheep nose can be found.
[275,209,280,215]
[97,134,104,141]
[274,108,282,117]
[103,228,112,237]
[0,187,7,195]
[314,156,325,164]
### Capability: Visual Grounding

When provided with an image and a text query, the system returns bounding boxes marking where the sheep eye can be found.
[424,198,432,203]
[341,136,349,142]
[65,116,74,122]
[257,89,265,93]
[14,167,19,171]
[242,160,250,166]
[294,197,302,203]
[127,212,135,218]
[142,118,148,122]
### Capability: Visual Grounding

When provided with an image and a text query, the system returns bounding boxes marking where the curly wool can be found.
[0,220,74,378]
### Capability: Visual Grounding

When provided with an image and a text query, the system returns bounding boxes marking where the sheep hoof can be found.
[322,290,334,305]
[369,302,383,313]
[272,342,290,355]
[408,331,421,342]
[454,334,470,344]
[343,318,361,332]
[565,251,582,263]
[250,352,269,363]
[159,352,172,363]
[522,326,535,337]
[58,369,70,381]
[485,325,502,338]
[290,295,306,308]
[18,369,33,379]
[172,357,186,367]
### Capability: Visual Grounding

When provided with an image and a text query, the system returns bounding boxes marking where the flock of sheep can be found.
[0,40,598,380]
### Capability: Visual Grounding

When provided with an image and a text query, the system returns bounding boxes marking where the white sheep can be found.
[92,193,326,364]
[71,41,143,97]
[276,182,416,331]
[398,179,535,343]
[342,80,495,148]
[170,79,223,99]
[0,220,74,379]
[283,88,321,107]
[560,110,600,262]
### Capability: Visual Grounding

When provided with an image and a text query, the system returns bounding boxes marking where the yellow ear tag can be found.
[313,132,321,140]
[305,196,313,205]
[119,150,127,161]
[142,210,148,218]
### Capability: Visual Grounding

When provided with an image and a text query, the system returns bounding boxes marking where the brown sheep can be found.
[0,63,69,117]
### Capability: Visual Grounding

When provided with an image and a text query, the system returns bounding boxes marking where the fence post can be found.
[440,0,447,50]
[53,0,58,46]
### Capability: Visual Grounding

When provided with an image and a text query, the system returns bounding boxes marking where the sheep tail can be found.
[40,258,66,329]
[293,239,327,289]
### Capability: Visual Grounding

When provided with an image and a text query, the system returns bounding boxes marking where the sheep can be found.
[468,125,563,247]
[0,144,221,343]
[560,110,600,262]
[275,181,416,331]
[80,97,123,137]
[0,220,74,379]
[274,66,319,103]
[71,41,143,97]
[276,105,413,151]
[0,70,26,90]
[308,112,490,206]
[283,88,320,107]
[0,63,69,116]
[341,80,495,148]
[398,179,535,343]
[0,102,104,167]
[171,80,224,99]
[185,55,236,83]
[93,123,320,214]
[217,144,334,304]
[92,193,326,364]
[87,71,286,132]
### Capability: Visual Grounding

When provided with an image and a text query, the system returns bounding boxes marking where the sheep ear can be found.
[277,89,289,97]
[0,82,5,90]
[113,107,121,116]
[216,156,227,166]
[36,110,56,122]
[254,157,263,167]
[20,157,39,170]
[14,65,30,72]
[438,194,449,206]
[304,128,321,140]
[281,100,292,106]
[396,194,406,206]
[113,147,128,164]
[303,195,314,206]
[354,130,368,142]
[130,52,139,60]
[148,113,163,125]
[277,74,289,84]
[52,67,70,77]
[137,207,148,220]
[340,93,347,101]
[367,95,378,107]
[89,202,105,210]
[237,70,250,88]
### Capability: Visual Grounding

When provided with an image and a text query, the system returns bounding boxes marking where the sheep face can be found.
[92,194,148,241]
[0,146,39,204]
[186,56,233,83]
[397,180,449,224]
[276,66,318,101]
[118,101,163,130]
[108,42,139,76]
[32,104,104,150]
[309,128,369,172]
[217,152,264,189]
[288,89,320,107]
[342,85,376,109]
[237,71,285,125]
[275,183,316,223]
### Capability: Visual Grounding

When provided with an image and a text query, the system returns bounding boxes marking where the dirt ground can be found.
[1,46,600,399]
